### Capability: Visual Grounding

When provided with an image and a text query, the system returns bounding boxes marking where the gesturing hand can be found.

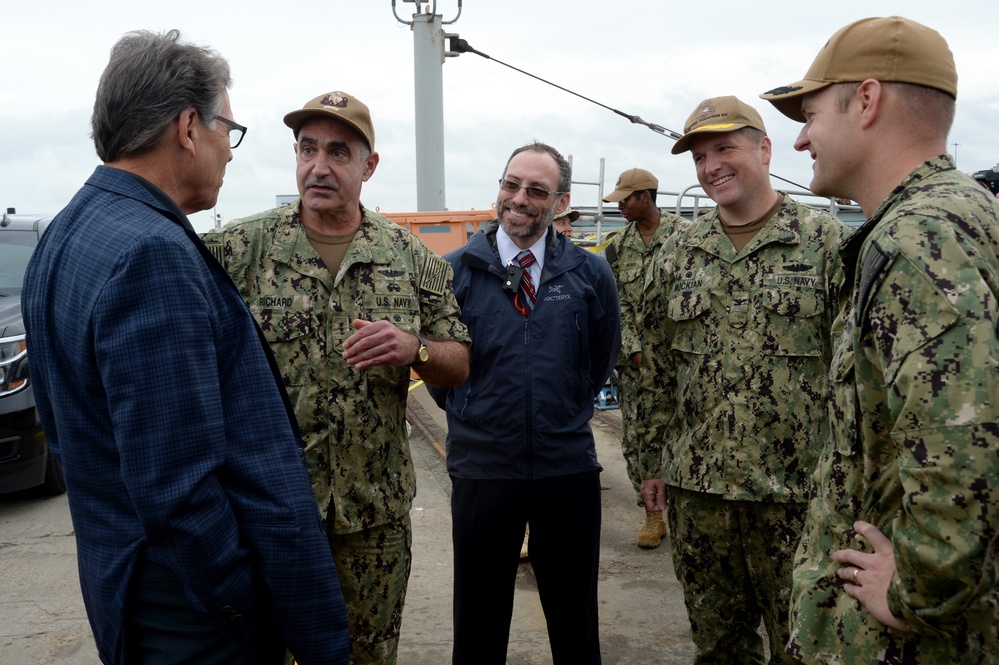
[342,319,418,370]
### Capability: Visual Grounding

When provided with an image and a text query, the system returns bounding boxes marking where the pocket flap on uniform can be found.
[762,286,824,318]
[251,305,311,343]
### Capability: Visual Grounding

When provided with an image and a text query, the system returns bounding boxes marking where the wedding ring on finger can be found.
[852,568,861,585]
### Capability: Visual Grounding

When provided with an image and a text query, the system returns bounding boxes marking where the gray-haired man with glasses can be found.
[21,29,349,664]
[429,141,621,664]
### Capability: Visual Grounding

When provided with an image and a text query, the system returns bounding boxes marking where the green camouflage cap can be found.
[760,16,957,122]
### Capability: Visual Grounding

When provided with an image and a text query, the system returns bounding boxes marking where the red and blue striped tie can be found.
[515,249,537,313]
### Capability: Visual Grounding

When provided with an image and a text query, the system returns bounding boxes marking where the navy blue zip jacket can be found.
[434,221,621,480]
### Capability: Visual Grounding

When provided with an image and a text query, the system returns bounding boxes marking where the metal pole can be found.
[597,157,605,243]
[412,11,447,211]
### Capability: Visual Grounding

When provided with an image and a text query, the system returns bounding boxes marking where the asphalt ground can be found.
[398,382,696,664]
[0,383,698,664]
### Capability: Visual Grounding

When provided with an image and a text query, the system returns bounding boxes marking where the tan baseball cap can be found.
[760,16,957,122]
[283,91,376,150]
[603,168,659,202]
[555,208,580,222]
[671,96,767,155]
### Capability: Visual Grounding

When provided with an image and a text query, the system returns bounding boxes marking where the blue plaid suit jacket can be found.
[22,166,349,664]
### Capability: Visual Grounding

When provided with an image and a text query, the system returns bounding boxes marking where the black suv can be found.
[0,210,64,495]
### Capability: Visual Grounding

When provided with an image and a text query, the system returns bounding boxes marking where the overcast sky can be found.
[3,1,997,232]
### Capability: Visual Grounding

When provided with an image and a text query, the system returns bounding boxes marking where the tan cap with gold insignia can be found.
[283,91,376,150]
[671,96,767,155]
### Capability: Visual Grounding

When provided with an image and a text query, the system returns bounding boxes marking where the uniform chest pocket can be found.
[760,288,825,356]
[667,290,711,354]
[360,289,420,327]
[354,290,418,390]
[618,265,645,286]
[251,306,314,387]
[253,306,311,342]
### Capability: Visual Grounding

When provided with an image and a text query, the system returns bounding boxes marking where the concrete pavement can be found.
[400,382,696,664]
[0,382,697,664]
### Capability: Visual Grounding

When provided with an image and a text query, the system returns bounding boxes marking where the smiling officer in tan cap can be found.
[601,167,685,550]
[202,91,471,664]
[761,17,999,665]
[637,95,848,664]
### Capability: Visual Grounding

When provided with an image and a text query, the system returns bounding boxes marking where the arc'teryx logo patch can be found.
[544,283,571,302]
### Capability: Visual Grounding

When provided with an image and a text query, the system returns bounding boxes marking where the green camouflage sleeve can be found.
[413,243,470,345]
[868,231,999,636]
[198,218,270,305]
[608,234,643,363]
[635,239,678,480]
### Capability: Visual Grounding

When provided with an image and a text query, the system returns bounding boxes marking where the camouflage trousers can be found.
[617,364,645,505]
[666,487,806,665]
[330,514,413,665]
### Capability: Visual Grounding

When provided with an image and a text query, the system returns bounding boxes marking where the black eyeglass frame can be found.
[214,115,247,149]
[497,178,565,202]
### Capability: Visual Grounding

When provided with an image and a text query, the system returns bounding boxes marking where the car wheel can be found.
[41,450,66,495]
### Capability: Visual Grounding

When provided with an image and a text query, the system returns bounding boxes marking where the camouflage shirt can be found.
[202,203,469,534]
[638,193,848,502]
[787,157,999,663]
[606,210,687,365]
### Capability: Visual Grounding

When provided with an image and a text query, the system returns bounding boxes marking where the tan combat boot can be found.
[636,510,668,548]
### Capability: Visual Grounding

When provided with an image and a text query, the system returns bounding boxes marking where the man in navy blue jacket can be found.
[21,30,348,664]
[433,142,621,665]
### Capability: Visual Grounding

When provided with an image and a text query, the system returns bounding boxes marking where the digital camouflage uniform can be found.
[638,194,848,663]
[787,157,999,664]
[605,210,687,501]
[202,202,469,665]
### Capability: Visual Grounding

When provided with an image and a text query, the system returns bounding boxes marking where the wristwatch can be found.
[412,333,430,366]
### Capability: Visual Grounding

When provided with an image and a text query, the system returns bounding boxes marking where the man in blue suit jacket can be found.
[21,30,349,664]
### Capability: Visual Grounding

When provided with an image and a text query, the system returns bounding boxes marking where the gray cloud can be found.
[3,1,996,232]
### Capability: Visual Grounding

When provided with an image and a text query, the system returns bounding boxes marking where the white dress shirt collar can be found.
[496,225,546,285]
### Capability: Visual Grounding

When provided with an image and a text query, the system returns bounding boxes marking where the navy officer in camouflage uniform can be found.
[638,96,849,663]
[602,167,686,549]
[761,16,999,663]
[203,91,471,665]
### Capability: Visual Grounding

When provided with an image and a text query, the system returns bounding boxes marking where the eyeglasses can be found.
[214,115,247,149]
[498,179,563,202]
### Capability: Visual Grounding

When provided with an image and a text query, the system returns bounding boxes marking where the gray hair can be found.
[92,29,232,162]
[503,141,572,193]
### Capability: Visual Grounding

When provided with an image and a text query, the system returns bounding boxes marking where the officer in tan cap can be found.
[602,167,686,549]
[761,17,999,664]
[203,91,471,664]
[637,95,848,663]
